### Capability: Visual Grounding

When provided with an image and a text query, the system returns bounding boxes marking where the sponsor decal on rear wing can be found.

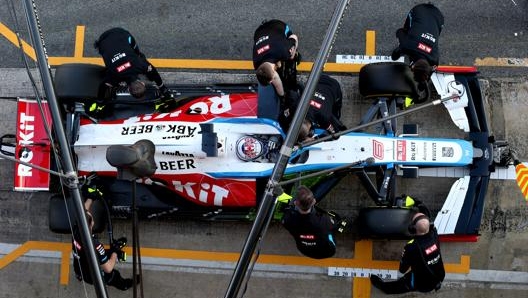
[14,98,53,191]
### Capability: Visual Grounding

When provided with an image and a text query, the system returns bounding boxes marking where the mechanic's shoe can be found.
[113,276,139,291]
[391,47,402,61]
[117,278,134,291]
[370,275,384,290]
[336,218,348,234]
[107,270,137,291]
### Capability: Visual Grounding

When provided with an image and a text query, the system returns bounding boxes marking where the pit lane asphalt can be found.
[1,68,528,298]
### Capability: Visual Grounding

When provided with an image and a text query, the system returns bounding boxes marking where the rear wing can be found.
[14,98,53,191]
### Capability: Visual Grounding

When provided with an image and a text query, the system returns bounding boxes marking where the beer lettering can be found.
[159,159,196,170]
[121,124,153,135]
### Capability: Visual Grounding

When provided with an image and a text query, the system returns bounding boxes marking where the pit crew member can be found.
[281,185,337,259]
[370,199,445,294]
[391,3,444,85]
[253,19,301,122]
[94,27,171,99]
[72,186,135,291]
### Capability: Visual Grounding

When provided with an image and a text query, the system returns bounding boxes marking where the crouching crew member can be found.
[370,205,445,294]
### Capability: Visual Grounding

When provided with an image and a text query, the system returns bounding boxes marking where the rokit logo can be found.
[187,94,232,115]
[172,181,229,206]
[137,94,234,121]
[420,33,436,43]
[17,112,35,177]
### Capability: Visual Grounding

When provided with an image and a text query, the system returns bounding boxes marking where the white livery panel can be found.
[74,121,475,178]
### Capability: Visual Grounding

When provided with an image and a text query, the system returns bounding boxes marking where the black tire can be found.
[49,194,107,234]
[357,207,414,239]
[359,62,417,98]
[54,63,106,103]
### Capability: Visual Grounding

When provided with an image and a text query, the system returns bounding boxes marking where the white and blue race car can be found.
[4,62,510,242]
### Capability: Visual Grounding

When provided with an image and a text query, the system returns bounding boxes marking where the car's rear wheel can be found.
[359,62,417,98]
[54,63,106,103]
[49,194,107,234]
[357,206,414,239]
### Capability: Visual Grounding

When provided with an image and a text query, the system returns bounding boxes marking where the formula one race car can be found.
[5,62,511,241]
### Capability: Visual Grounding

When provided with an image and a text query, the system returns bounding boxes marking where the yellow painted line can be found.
[353,278,372,298]
[46,57,364,73]
[74,26,85,58]
[0,239,471,296]
[2,21,528,73]
[0,21,36,60]
[353,240,374,298]
[365,30,376,56]
[0,241,71,285]
[1,21,364,72]
[446,255,470,273]
[475,57,528,67]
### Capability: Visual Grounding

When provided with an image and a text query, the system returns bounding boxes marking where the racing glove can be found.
[158,84,173,100]
[82,185,104,201]
[111,237,127,251]
[116,250,127,262]
[293,51,302,65]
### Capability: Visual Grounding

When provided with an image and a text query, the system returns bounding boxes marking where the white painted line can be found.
[0,243,324,280]
[328,267,398,279]
[336,54,404,64]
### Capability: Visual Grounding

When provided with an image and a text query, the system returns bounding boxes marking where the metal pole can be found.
[224,1,349,297]
[22,1,108,297]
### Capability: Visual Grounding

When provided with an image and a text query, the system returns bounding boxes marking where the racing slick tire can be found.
[359,62,417,98]
[357,206,414,239]
[54,63,106,103]
[49,194,107,234]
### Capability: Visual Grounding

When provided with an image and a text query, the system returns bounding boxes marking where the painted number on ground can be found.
[328,267,398,279]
